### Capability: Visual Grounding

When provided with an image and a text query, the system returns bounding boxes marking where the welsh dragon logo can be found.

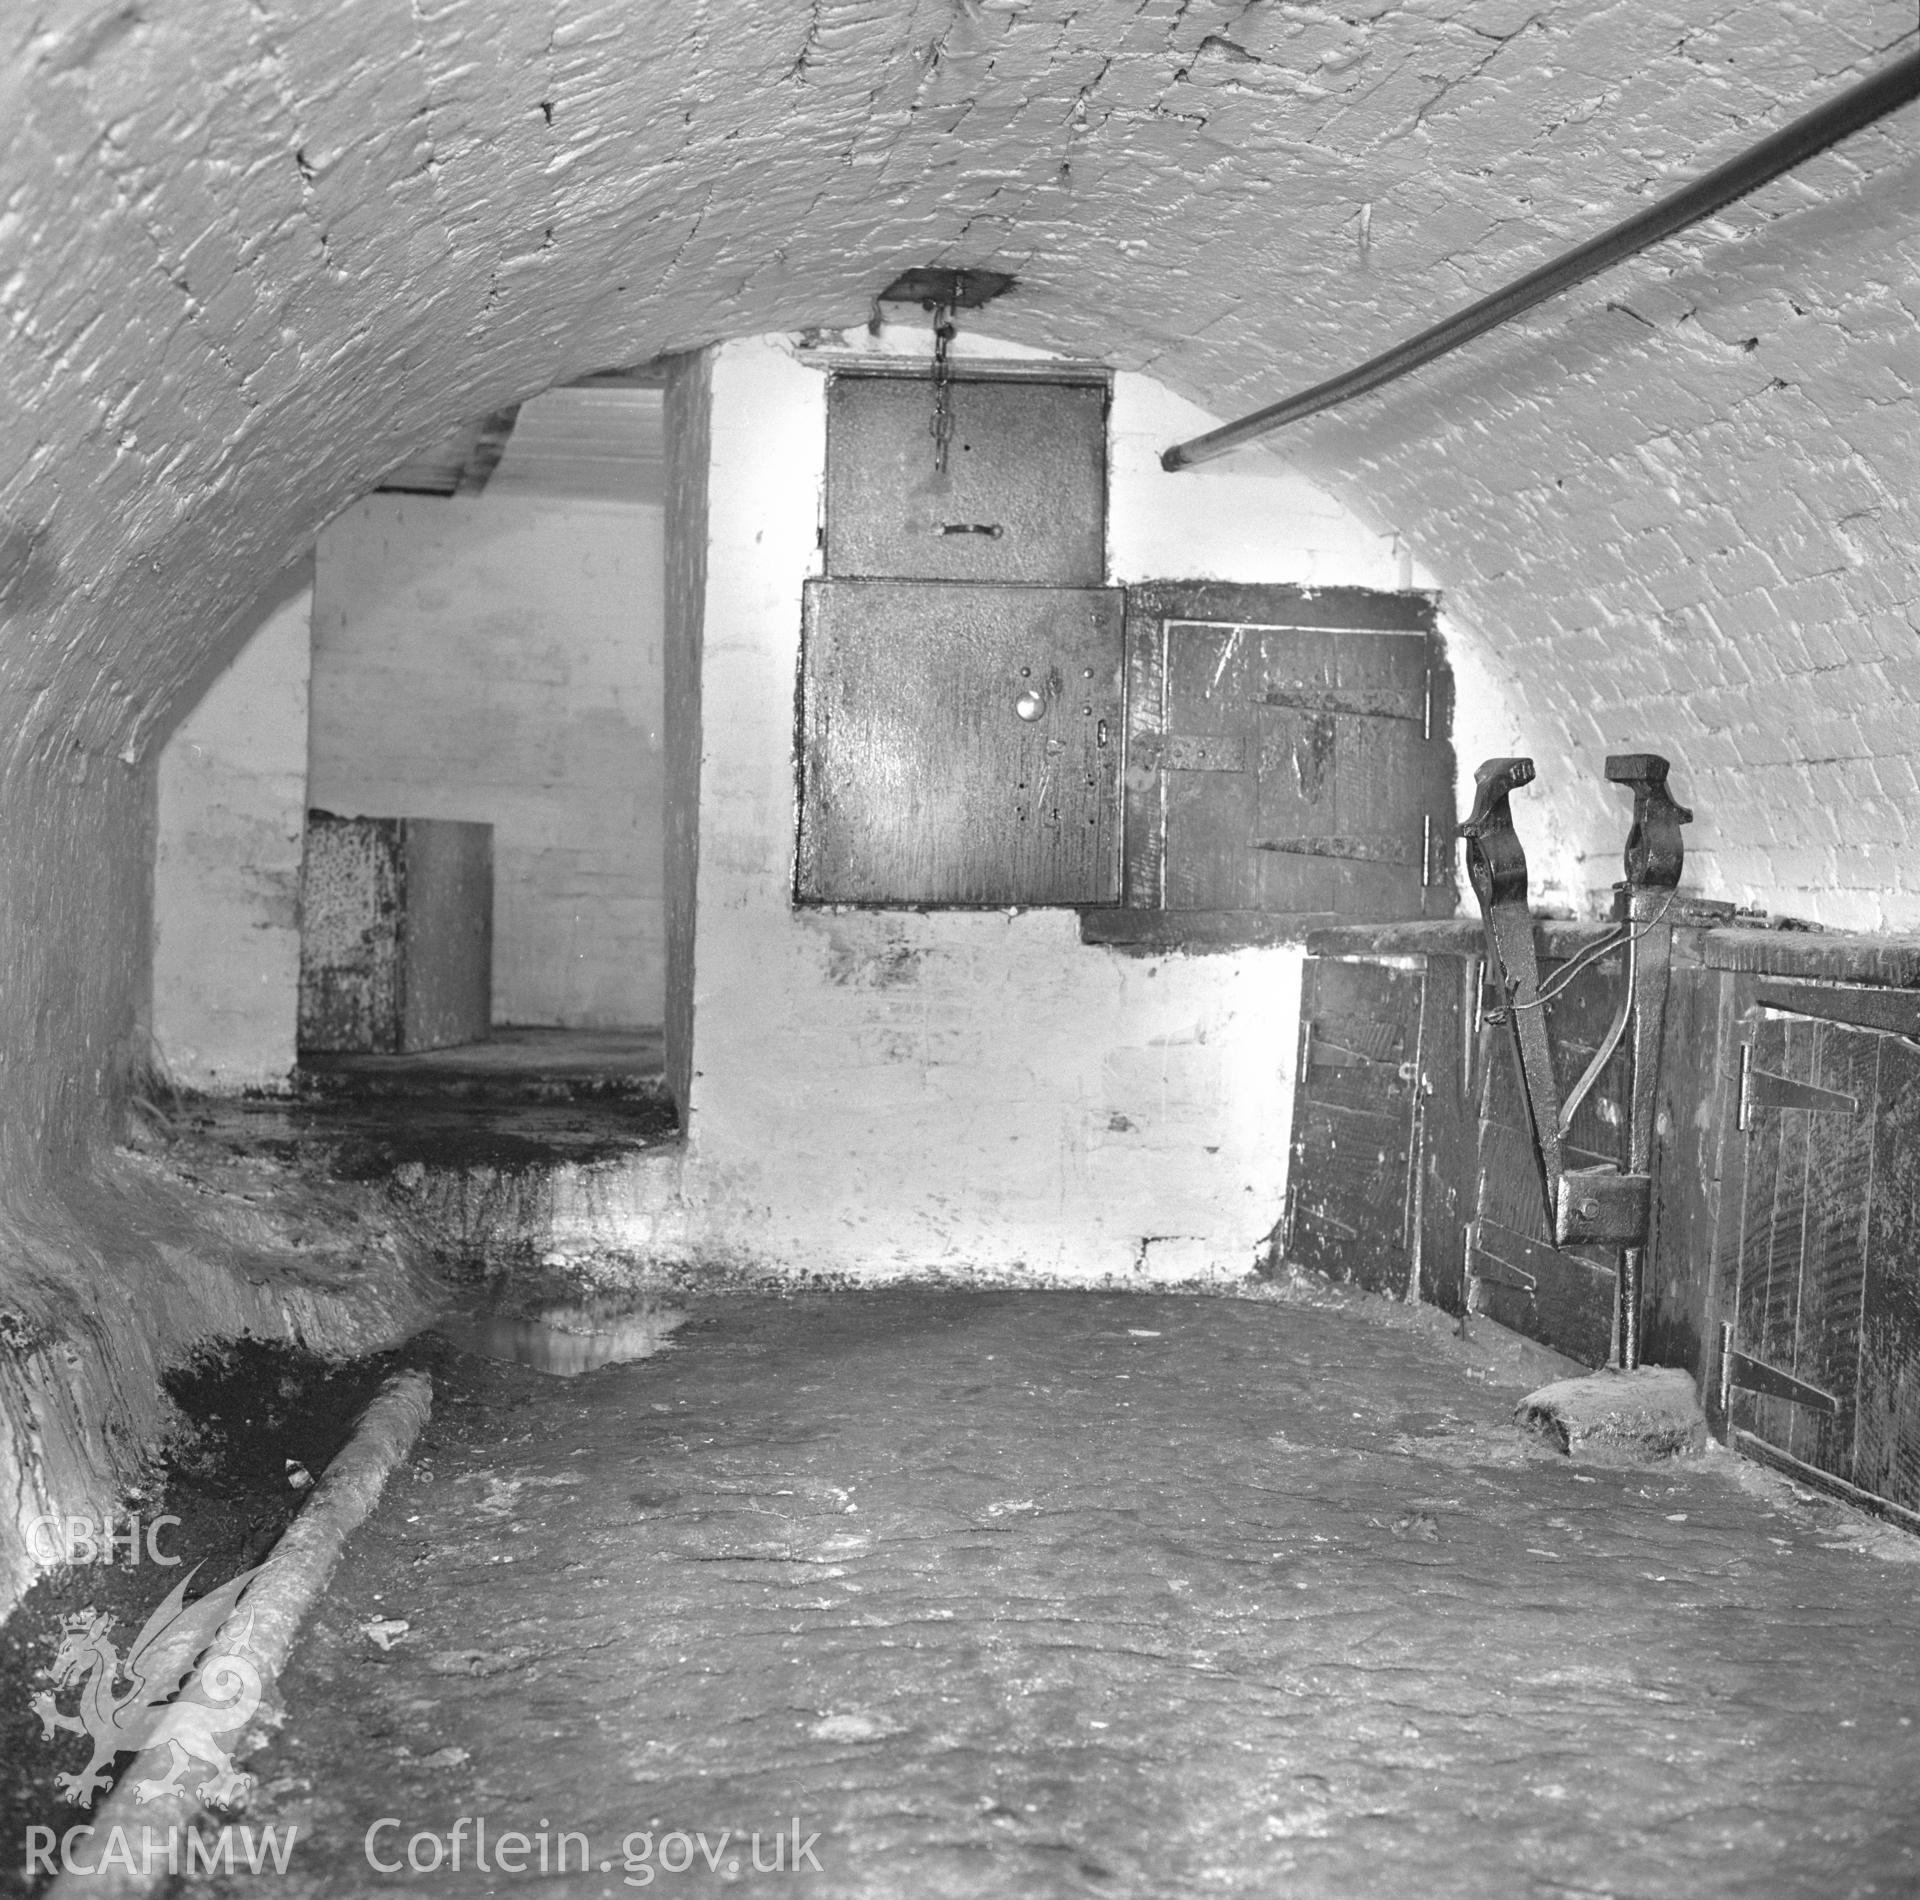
[31,1563,266,1810]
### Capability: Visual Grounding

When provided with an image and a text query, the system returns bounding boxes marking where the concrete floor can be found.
[220,1287,1920,1899]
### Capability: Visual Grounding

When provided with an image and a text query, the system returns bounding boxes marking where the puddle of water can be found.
[435,1302,684,1376]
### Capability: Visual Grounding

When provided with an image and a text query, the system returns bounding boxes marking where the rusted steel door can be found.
[824,371,1108,585]
[796,580,1125,906]
[1715,987,1920,1524]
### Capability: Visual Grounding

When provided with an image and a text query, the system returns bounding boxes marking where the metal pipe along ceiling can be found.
[1161,41,1920,471]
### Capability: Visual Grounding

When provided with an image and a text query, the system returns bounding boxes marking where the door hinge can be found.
[1737,1043,1860,1131]
[1718,1324,1841,1416]
[1256,832,1421,866]
[1256,686,1425,722]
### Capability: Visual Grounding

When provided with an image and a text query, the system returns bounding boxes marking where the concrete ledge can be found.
[1515,1366,1706,1465]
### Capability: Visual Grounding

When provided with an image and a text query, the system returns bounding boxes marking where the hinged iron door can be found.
[797,580,1125,906]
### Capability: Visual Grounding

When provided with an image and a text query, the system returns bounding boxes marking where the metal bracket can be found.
[872,266,1017,313]
[1256,833,1422,866]
[1256,686,1425,722]
[1555,1166,1652,1248]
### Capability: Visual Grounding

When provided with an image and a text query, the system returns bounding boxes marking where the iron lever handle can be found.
[1457,752,1692,1371]
[1459,758,1565,1227]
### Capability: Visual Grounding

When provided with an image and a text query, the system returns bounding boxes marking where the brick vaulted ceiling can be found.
[2,0,1916,915]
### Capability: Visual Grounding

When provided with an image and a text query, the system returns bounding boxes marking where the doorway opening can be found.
[149,373,681,1166]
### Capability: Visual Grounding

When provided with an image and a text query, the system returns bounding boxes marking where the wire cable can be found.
[1507,892,1677,1014]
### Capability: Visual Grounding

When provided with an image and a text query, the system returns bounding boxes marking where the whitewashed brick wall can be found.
[310,490,666,1028]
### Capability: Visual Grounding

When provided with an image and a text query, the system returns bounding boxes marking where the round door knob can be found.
[1014,689,1045,722]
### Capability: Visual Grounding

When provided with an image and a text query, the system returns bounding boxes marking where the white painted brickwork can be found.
[310,489,667,1029]
[153,573,312,1091]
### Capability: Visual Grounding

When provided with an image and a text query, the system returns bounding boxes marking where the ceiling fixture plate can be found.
[874,267,1015,310]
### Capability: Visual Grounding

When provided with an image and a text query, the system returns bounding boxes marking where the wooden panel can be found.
[1468,1218,1617,1369]
[1160,620,1261,911]
[399,819,494,1055]
[1747,1018,1811,1451]
[1722,1011,1880,1489]
[1857,1038,1920,1511]
[1121,593,1167,912]
[1641,962,1736,1375]
[1415,953,1473,1315]
[1286,959,1422,1297]
[796,581,1123,906]
[1253,630,1432,921]
[1700,929,1920,987]
[825,374,1107,584]
[1116,583,1453,943]
[1083,908,1329,950]
[1469,951,1628,1365]
[1304,919,1631,960]
[1796,1025,1877,1473]
[1704,977,1758,1435]
[1755,981,1920,1038]
[1715,1005,1920,1516]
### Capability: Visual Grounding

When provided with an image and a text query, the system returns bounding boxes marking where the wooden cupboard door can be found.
[1286,959,1424,1297]
[1716,990,1920,1525]
[1120,582,1454,939]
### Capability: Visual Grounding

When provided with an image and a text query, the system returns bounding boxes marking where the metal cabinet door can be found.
[797,580,1124,906]
[825,374,1107,585]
